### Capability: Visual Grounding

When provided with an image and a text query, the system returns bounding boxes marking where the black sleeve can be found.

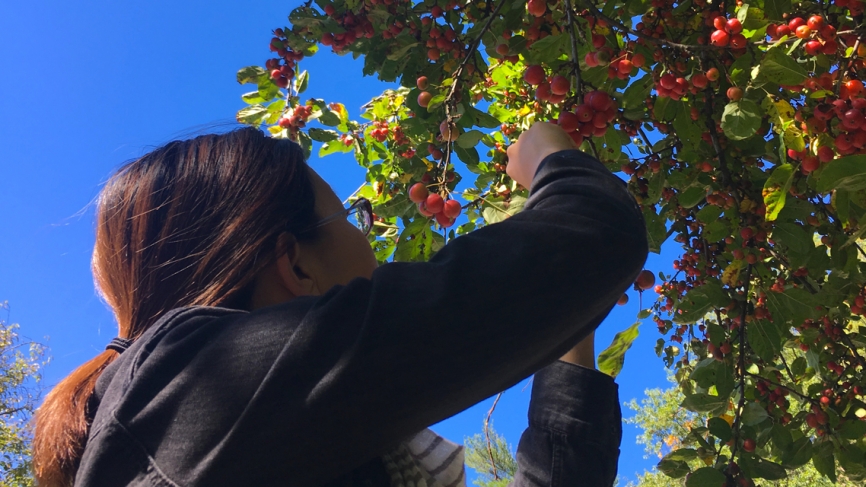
[509,361,623,487]
[84,149,647,487]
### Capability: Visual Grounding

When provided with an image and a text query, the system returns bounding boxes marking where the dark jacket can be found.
[75,149,648,486]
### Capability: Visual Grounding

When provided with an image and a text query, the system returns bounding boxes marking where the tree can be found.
[236,0,866,484]
[463,422,518,487]
[1,303,46,487]
[622,373,860,487]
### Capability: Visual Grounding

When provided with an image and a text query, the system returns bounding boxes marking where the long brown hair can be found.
[32,127,319,486]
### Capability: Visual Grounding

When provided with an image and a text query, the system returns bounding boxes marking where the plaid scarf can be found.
[380,429,467,487]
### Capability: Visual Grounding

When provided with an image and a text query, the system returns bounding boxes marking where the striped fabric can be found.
[381,429,467,487]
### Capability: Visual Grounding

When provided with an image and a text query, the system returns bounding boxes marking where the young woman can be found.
[32,121,647,487]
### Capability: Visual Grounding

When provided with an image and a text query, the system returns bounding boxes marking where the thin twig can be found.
[484,392,504,480]
[563,0,582,94]
[743,371,814,403]
[836,37,862,96]
[839,330,866,370]
[728,265,752,474]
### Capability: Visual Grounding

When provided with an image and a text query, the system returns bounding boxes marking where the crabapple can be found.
[727,87,743,101]
[426,193,444,214]
[417,91,432,107]
[635,270,656,290]
[442,199,461,219]
[524,65,545,85]
[408,183,429,203]
[550,75,570,95]
[527,0,546,16]
[416,76,429,90]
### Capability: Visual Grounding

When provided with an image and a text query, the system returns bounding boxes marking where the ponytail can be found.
[32,351,116,486]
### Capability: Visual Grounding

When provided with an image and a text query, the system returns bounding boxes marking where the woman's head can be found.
[32,127,377,486]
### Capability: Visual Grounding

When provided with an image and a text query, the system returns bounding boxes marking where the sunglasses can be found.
[295,197,373,237]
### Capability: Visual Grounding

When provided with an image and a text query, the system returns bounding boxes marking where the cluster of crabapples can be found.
[790,79,866,168]
[278,104,313,133]
[407,183,461,227]
[708,15,747,49]
[319,0,468,62]
[266,29,305,88]
[522,65,618,145]
[767,15,838,56]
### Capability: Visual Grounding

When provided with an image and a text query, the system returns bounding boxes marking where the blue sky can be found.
[0,1,681,484]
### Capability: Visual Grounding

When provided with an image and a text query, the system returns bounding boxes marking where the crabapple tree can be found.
[236,0,866,484]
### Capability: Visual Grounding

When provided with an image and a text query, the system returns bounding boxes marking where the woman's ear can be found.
[274,232,319,297]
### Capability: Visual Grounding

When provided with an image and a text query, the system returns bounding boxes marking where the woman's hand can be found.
[505,122,579,190]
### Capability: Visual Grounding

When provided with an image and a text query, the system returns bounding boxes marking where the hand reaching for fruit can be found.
[505,122,579,190]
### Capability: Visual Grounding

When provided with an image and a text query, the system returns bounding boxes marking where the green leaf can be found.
[643,206,668,253]
[294,70,309,94]
[816,154,866,193]
[837,445,866,481]
[681,393,726,413]
[467,105,502,128]
[765,287,818,327]
[762,164,794,221]
[740,454,788,480]
[764,0,790,20]
[691,358,735,398]
[685,467,726,487]
[679,186,706,208]
[663,448,700,462]
[457,130,485,149]
[781,437,813,468]
[622,75,654,110]
[721,100,763,141]
[319,138,354,157]
[658,459,691,478]
[813,442,837,482]
[673,105,703,150]
[237,65,266,84]
[741,401,770,426]
[761,48,808,85]
[708,417,732,442]
[528,34,567,64]
[307,128,339,142]
[653,96,678,122]
[394,220,436,262]
[241,91,266,104]
[772,222,814,255]
[840,420,866,440]
[318,109,341,127]
[455,144,480,165]
[386,42,419,61]
[674,281,727,324]
[747,319,783,362]
[597,322,640,378]
[236,105,268,125]
[426,93,446,112]
[729,52,754,86]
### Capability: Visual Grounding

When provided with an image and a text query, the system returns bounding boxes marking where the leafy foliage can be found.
[0,303,46,486]
[463,423,518,487]
[239,0,866,483]
[623,375,861,487]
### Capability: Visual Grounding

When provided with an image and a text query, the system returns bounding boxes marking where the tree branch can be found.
[484,392,504,480]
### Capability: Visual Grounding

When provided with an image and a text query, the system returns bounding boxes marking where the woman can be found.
[32,121,647,486]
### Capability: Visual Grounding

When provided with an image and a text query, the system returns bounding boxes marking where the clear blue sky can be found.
[0,1,680,484]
